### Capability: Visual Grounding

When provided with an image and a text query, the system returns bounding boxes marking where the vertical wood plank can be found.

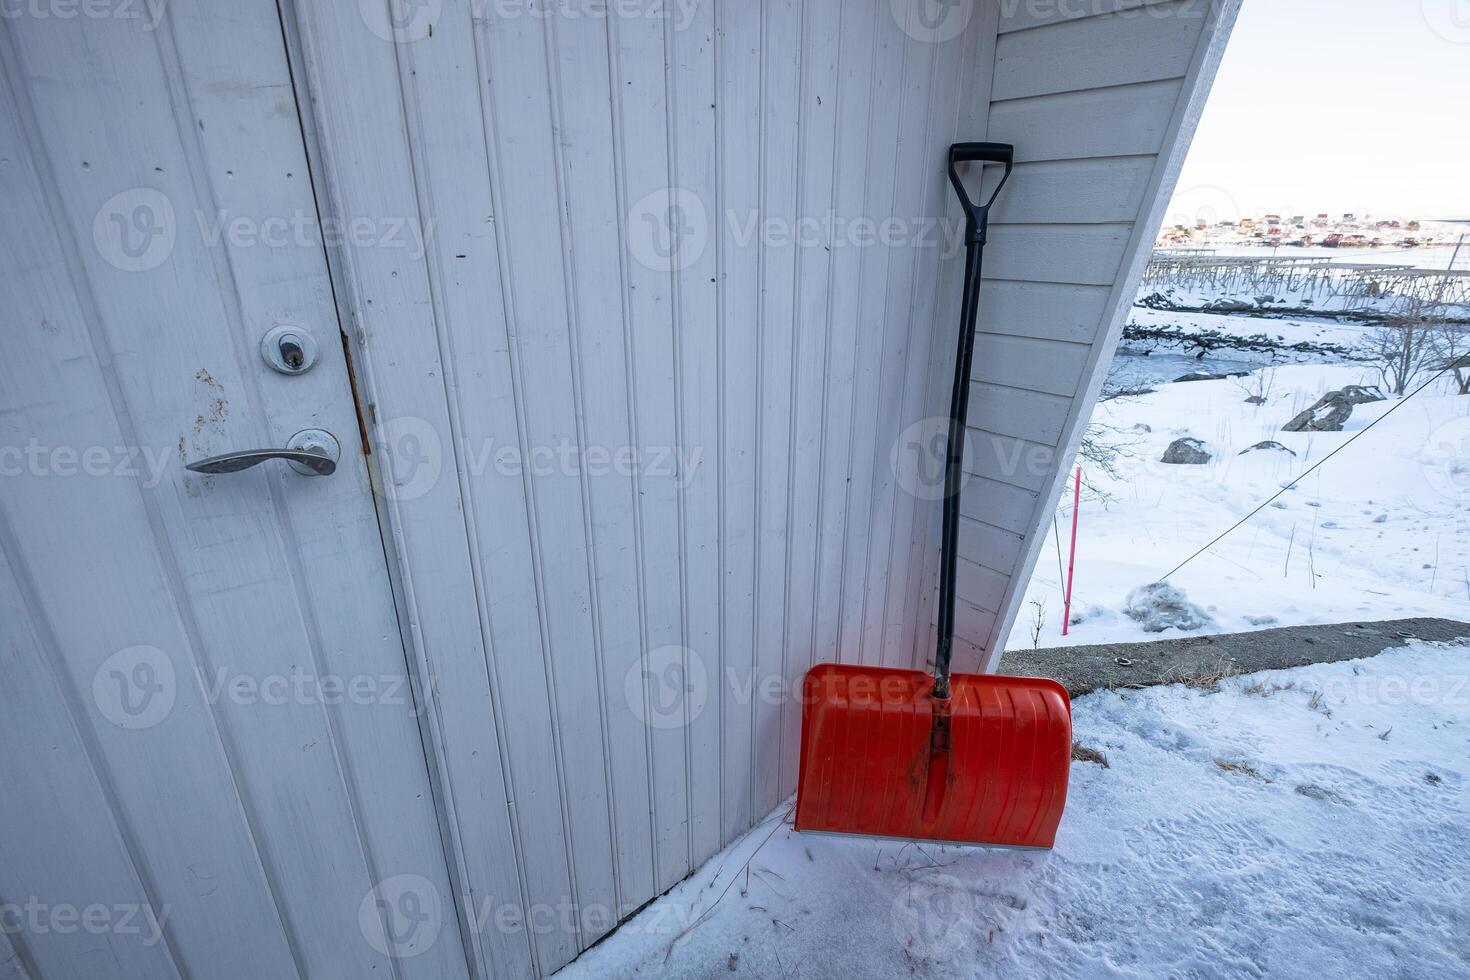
[750,0,803,818]
[667,0,727,867]
[611,5,692,892]
[715,0,763,844]
[811,0,881,668]
[777,0,843,797]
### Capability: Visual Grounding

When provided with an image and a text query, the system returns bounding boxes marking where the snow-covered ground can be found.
[1011,311,1470,652]
[557,641,1470,978]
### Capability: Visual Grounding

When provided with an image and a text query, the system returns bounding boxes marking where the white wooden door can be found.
[0,6,469,979]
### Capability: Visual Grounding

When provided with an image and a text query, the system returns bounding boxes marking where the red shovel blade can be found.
[794,664,1071,848]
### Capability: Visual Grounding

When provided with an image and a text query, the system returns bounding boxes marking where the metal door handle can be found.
[186,428,341,477]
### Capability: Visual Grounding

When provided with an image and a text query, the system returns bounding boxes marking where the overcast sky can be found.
[1165,0,1470,224]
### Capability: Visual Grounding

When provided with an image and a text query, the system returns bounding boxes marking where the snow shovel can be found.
[794,143,1072,848]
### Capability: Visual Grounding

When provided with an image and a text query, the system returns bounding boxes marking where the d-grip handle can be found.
[947,141,1015,244]
[949,142,1014,166]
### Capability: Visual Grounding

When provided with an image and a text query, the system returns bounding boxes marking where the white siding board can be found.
[836,1,908,670]
[715,0,763,847]
[613,4,695,899]
[993,0,1206,100]
[957,559,1010,614]
[778,0,844,800]
[668,0,727,874]
[811,0,882,682]
[967,432,1061,494]
[859,12,941,668]
[989,156,1159,225]
[989,80,1182,161]
[972,334,1091,398]
[395,24,575,977]
[977,279,1114,344]
[749,0,803,824]
[968,382,1073,445]
[998,0,1181,33]
[545,4,660,914]
[983,224,1131,285]
[959,477,1039,537]
[959,517,1027,571]
[950,629,992,673]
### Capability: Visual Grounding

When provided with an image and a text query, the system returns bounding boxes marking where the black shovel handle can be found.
[947,143,1014,246]
[949,142,1014,166]
[933,142,1014,700]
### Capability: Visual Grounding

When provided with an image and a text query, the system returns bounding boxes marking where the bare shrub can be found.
[1429,322,1470,395]
[1230,366,1278,406]
[1363,316,1438,396]
[1028,600,1046,650]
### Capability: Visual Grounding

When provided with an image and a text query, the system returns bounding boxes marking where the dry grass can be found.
[1162,657,1241,692]
[1214,758,1269,781]
[1071,742,1110,768]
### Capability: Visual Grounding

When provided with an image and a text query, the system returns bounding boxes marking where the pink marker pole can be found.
[1062,467,1081,636]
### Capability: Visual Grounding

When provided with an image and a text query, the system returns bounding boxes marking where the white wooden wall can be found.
[940,0,1242,671]
[292,1,1011,974]
[290,0,1238,975]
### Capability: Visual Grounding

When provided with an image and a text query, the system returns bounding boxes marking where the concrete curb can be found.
[1000,618,1470,698]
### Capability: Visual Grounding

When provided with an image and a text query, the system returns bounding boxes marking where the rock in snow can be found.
[1161,437,1212,464]
[1239,440,1298,457]
[1338,384,1386,404]
[1282,391,1354,432]
[1123,582,1217,633]
[1174,371,1246,383]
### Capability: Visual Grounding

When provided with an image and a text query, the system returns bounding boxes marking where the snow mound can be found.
[1124,582,1217,633]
